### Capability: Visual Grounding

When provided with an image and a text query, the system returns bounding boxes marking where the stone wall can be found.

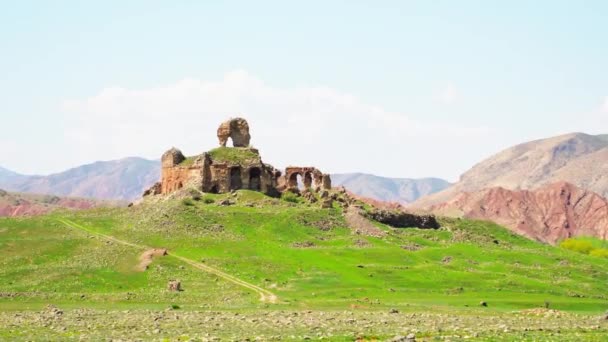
[144,118,330,199]
[284,167,331,191]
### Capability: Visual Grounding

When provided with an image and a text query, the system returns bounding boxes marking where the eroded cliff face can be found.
[430,182,608,244]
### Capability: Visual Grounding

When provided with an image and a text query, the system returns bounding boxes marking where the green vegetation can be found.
[178,156,198,167]
[560,237,608,258]
[208,147,260,164]
[1,190,607,340]
[281,190,302,203]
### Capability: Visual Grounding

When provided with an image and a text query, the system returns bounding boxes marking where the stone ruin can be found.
[143,117,332,197]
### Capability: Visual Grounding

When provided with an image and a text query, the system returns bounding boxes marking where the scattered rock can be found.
[401,244,421,251]
[218,198,235,206]
[442,256,453,264]
[167,280,182,292]
[43,304,63,317]
[365,209,440,229]
[142,182,162,197]
[321,198,333,209]
[354,239,371,248]
[480,301,488,307]
[389,308,399,314]
[292,241,316,248]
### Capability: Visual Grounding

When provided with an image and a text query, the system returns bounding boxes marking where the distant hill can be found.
[0,161,449,203]
[0,158,160,201]
[412,132,608,208]
[0,190,121,217]
[331,173,451,204]
[429,182,608,244]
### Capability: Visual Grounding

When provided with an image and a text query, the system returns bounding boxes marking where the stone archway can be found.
[249,167,261,191]
[230,167,242,190]
[288,172,301,188]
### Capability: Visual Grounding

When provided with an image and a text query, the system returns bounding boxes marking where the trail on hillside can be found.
[58,218,277,303]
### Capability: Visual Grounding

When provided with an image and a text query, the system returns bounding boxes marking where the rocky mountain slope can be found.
[429,182,608,244]
[331,173,451,204]
[413,133,608,207]
[0,158,160,201]
[0,189,120,217]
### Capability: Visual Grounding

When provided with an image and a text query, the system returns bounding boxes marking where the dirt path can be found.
[58,219,278,303]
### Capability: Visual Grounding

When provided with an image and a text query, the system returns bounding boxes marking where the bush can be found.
[281,191,300,203]
[203,197,215,204]
[181,198,195,206]
[560,239,594,254]
[589,248,608,258]
[187,189,203,201]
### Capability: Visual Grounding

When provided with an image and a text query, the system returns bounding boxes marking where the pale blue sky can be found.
[1,1,607,180]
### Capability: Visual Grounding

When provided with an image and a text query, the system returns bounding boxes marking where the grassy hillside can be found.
[1,190,607,340]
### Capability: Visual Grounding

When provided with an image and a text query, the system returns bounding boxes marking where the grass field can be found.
[1,190,607,340]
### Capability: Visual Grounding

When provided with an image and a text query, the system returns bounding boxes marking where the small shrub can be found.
[560,239,594,254]
[589,248,608,258]
[181,198,195,206]
[203,197,215,204]
[170,304,180,310]
[191,194,202,201]
[281,191,300,203]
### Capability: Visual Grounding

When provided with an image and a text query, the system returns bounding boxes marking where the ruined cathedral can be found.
[144,118,331,197]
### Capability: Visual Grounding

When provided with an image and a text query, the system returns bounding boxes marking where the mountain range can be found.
[2,131,608,244]
[330,173,451,204]
[429,182,608,244]
[412,132,608,208]
[0,162,450,203]
[0,158,160,201]
[0,189,118,217]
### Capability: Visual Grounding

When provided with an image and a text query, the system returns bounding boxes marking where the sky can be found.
[1,1,607,181]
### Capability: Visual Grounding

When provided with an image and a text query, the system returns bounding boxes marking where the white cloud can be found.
[602,96,608,113]
[61,70,490,179]
[439,84,458,105]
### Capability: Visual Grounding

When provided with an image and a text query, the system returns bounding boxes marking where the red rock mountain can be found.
[412,133,608,208]
[429,182,608,244]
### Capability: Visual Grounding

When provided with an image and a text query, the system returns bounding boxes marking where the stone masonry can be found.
[144,117,332,197]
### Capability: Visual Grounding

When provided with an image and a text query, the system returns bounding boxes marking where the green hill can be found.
[1,190,607,340]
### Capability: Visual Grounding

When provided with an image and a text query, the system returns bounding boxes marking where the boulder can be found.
[217,117,251,147]
[143,182,162,197]
[365,209,440,229]
[167,280,182,292]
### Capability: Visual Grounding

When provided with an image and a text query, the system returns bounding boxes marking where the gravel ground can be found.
[1,306,607,341]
